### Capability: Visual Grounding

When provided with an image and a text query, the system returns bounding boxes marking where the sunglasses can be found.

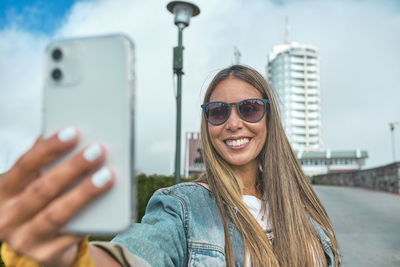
[201,98,269,126]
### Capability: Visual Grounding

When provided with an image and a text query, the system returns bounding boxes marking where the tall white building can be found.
[267,42,323,152]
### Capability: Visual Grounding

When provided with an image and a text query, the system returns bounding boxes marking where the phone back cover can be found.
[42,34,135,234]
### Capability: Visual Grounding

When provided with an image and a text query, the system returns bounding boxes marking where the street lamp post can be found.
[167,1,200,184]
[389,122,399,162]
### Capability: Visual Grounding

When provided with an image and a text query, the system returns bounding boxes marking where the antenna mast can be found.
[284,16,290,44]
[233,46,241,64]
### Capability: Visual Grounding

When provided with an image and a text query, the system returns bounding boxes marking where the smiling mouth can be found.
[224,138,250,148]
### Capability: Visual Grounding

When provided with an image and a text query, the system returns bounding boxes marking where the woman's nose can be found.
[225,106,243,131]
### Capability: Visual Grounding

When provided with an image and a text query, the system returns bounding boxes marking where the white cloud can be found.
[0,29,48,172]
[0,0,399,174]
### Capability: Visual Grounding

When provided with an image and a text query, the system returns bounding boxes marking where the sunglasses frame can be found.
[201,98,269,126]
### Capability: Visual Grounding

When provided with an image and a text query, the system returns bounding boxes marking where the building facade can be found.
[297,150,368,176]
[267,42,323,152]
[184,132,203,177]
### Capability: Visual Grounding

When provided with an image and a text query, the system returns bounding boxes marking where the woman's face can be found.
[208,78,267,170]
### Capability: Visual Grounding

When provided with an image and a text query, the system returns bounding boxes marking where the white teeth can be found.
[226,138,250,147]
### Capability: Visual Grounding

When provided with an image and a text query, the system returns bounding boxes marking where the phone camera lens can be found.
[51,68,63,81]
[51,48,63,61]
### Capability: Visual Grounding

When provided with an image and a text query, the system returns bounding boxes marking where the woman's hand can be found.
[0,128,115,266]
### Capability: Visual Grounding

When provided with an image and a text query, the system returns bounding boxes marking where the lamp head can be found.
[167,1,200,28]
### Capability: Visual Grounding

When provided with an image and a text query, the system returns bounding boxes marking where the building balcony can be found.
[291,71,304,79]
[292,119,306,126]
[290,57,305,64]
[307,96,319,103]
[293,130,306,136]
[308,137,320,143]
[307,120,320,126]
[306,73,318,79]
[291,103,305,110]
[293,136,306,142]
[306,66,318,72]
[291,87,305,94]
[292,111,305,119]
[291,50,317,58]
[307,81,319,87]
[309,133,320,139]
[308,127,319,135]
[307,112,319,119]
[307,104,319,111]
[291,95,305,102]
[307,88,319,95]
[291,80,305,87]
[290,64,304,70]
[307,58,318,64]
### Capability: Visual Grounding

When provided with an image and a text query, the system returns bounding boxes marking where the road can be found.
[314,185,400,266]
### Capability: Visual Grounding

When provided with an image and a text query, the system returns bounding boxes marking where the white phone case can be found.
[42,34,135,234]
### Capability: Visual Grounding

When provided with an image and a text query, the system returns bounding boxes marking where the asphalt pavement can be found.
[314,185,400,267]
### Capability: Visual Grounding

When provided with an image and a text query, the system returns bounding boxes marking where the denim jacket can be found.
[112,182,335,266]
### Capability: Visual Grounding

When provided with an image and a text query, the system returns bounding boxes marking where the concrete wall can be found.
[313,162,400,194]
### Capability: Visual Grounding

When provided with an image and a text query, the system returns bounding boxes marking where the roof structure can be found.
[297,150,368,160]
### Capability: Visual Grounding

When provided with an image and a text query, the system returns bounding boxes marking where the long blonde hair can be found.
[196,65,339,266]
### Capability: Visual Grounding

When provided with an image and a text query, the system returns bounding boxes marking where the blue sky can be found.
[0,0,75,33]
[0,0,399,174]
[2,0,400,33]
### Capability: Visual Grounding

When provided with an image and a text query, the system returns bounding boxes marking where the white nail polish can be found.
[83,144,102,162]
[58,127,77,142]
[92,167,111,188]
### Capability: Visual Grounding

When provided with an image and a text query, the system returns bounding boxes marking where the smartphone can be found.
[42,34,135,234]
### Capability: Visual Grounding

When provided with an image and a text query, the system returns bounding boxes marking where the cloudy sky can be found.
[0,0,399,175]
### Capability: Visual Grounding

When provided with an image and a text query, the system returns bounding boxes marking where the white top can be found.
[242,195,273,267]
[242,195,274,242]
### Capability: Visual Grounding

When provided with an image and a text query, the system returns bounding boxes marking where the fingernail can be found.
[58,127,77,142]
[92,167,111,188]
[83,144,102,162]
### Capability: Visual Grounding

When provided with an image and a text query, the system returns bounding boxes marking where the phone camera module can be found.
[51,48,63,61]
[51,68,63,81]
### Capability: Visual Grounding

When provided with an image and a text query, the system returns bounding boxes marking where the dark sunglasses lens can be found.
[207,102,229,125]
[239,99,265,122]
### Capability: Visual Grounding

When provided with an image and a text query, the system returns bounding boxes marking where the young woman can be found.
[0,65,339,266]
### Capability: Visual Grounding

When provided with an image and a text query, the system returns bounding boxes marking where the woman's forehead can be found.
[209,78,262,102]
